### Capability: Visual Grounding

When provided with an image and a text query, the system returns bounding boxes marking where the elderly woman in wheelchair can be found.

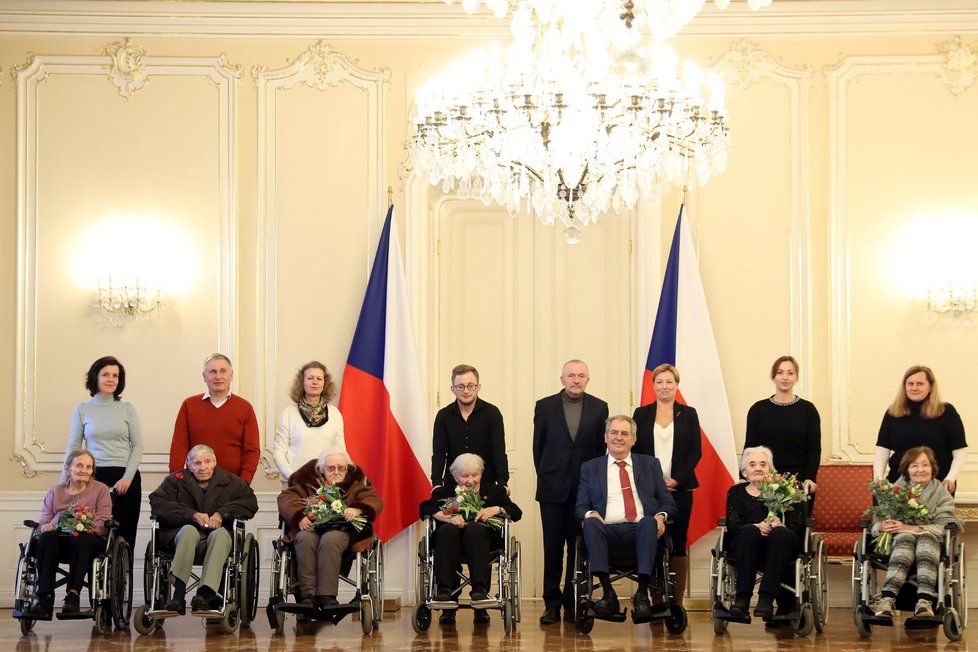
[418,453,522,627]
[870,446,963,621]
[147,444,258,615]
[723,446,807,620]
[276,449,382,615]
[25,450,114,619]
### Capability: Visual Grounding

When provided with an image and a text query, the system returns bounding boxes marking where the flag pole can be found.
[387,185,394,209]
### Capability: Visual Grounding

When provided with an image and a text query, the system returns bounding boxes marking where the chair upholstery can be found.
[810,464,873,558]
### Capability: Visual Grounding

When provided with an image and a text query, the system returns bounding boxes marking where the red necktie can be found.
[616,460,637,522]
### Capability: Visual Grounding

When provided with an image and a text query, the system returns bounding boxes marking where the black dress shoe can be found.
[27,597,54,619]
[474,610,490,624]
[539,606,560,624]
[754,595,774,619]
[439,610,457,625]
[62,592,80,615]
[592,591,619,616]
[563,608,576,622]
[729,595,750,617]
[632,592,653,619]
[164,598,186,615]
[433,588,454,603]
[316,595,339,609]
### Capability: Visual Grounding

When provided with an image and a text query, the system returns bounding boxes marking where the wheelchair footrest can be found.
[589,608,628,623]
[55,610,95,620]
[430,600,459,610]
[13,609,53,622]
[858,607,894,627]
[905,616,942,629]
[713,604,751,625]
[278,603,315,615]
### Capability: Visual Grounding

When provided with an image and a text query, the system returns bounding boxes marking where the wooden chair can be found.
[810,464,873,561]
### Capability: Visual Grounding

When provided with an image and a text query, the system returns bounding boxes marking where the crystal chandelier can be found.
[926,283,978,328]
[96,276,162,325]
[411,2,731,242]
[454,0,774,42]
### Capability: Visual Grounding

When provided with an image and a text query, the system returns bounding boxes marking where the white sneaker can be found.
[874,596,895,618]
[914,598,934,618]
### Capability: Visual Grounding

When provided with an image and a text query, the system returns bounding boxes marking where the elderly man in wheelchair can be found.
[574,415,677,626]
[136,444,258,633]
[854,445,965,640]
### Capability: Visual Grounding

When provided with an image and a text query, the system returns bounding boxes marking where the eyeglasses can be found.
[452,383,479,392]
[325,465,347,472]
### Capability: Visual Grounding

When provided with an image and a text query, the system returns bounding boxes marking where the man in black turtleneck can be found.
[533,360,608,624]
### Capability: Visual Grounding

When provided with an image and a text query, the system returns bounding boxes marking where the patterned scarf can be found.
[298,397,329,428]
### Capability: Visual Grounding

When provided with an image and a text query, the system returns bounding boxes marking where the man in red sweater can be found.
[169,353,261,484]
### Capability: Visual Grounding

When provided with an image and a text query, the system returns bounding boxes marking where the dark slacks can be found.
[582,516,659,576]
[35,531,106,595]
[539,499,579,610]
[433,522,492,593]
[670,490,693,556]
[730,525,800,598]
[94,466,141,553]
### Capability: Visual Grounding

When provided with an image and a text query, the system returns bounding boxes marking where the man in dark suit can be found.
[576,415,677,619]
[533,360,608,624]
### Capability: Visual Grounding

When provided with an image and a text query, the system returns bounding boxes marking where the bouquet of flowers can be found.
[303,483,368,532]
[758,471,809,522]
[440,485,503,530]
[863,480,931,555]
[56,503,96,536]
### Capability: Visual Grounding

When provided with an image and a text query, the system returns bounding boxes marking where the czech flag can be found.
[340,206,432,542]
[641,205,738,548]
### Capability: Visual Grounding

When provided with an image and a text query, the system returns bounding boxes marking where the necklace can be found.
[770,395,800,406]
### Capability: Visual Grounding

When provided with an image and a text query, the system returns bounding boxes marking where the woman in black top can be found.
[745,356,821,495]
[874,365,967,493]
[724,446,806,620]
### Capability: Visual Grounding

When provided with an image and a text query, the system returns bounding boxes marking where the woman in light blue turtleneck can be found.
[65,356,144,554]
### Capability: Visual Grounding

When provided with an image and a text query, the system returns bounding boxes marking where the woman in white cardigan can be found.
[273,361,346,484]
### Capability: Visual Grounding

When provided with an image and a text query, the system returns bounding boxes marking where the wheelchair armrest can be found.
[945,521,962,534]
[104,519,120,530]
[24,519,39,529]
[859,518,872,529]
[716,517,727,527]
[805,518,816,527]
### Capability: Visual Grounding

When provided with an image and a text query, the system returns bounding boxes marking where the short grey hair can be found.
[316,448,356,475]
[186,444,216,468]
[605,414,637,435]
[450,453,484,480]
[203,353,233,371]
[739,446,775,477]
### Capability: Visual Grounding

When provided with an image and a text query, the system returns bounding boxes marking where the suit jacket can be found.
[149,466,259,550]
[632,402,702,490]
[532,391,609,503]
[575,453,677,522]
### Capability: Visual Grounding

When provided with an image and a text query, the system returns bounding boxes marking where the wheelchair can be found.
[13,517,132,635]
[852,518,966,640]
[710,514,827,637]
[265,521,384,634]
[572,526,688,634]
[133,516,259,635]
[412,516,521,634]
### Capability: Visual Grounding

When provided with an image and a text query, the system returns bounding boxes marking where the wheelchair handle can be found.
[23,519,39,529]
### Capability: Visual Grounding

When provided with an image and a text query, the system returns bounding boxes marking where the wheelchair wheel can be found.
[503,600,515,634]
[810,536,827,631]
[794,603,814,637]
[414,539,429,605]
[360,597,374,635]
[575,598,594,634]
[133,604,159,635]
[94,603,113,634]
[238,533,259,626]
[944,609,963,641]
[109,537,133,629]
[20,617,36,636]
[411,602,431,634]
[712,616,728,635]
[952,540,967,628]
[143,542,169,610]
[368,539,383,628]
[666,602,687,635]
[855,612,872,638]
[218,603,240,634]
[272,604,286,635]
[510,537,521,622]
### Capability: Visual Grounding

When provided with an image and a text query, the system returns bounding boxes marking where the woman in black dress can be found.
[874,364,967,493]
[745,355,821,497]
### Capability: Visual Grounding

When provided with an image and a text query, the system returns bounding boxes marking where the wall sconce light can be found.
[926,282,977,327]
[96,276,162,325]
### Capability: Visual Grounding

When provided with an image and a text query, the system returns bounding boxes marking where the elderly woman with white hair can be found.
[724,446,806,620]
[277,449,382,612]
[149,444,259,614]
[419,453,522,626]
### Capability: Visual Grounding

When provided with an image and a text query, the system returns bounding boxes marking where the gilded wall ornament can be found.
[102,38,148,97]
[938,36,978,97]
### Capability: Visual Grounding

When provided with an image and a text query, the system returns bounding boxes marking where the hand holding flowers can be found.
[303,482,368,532]
[758,471,809,523]
[439,486,504,530]
[863,480,931,554]
[50,503,97,537]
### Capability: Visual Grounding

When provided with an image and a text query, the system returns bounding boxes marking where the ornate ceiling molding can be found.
[102,38,147,97]
[938,35,978,97]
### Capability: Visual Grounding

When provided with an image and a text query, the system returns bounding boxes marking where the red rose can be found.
[72,531,79,537]
[309,514,317,521]
[893,485,900,494]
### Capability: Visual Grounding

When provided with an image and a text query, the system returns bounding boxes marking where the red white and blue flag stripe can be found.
[641,205,738,548]
[339,206,431,542]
